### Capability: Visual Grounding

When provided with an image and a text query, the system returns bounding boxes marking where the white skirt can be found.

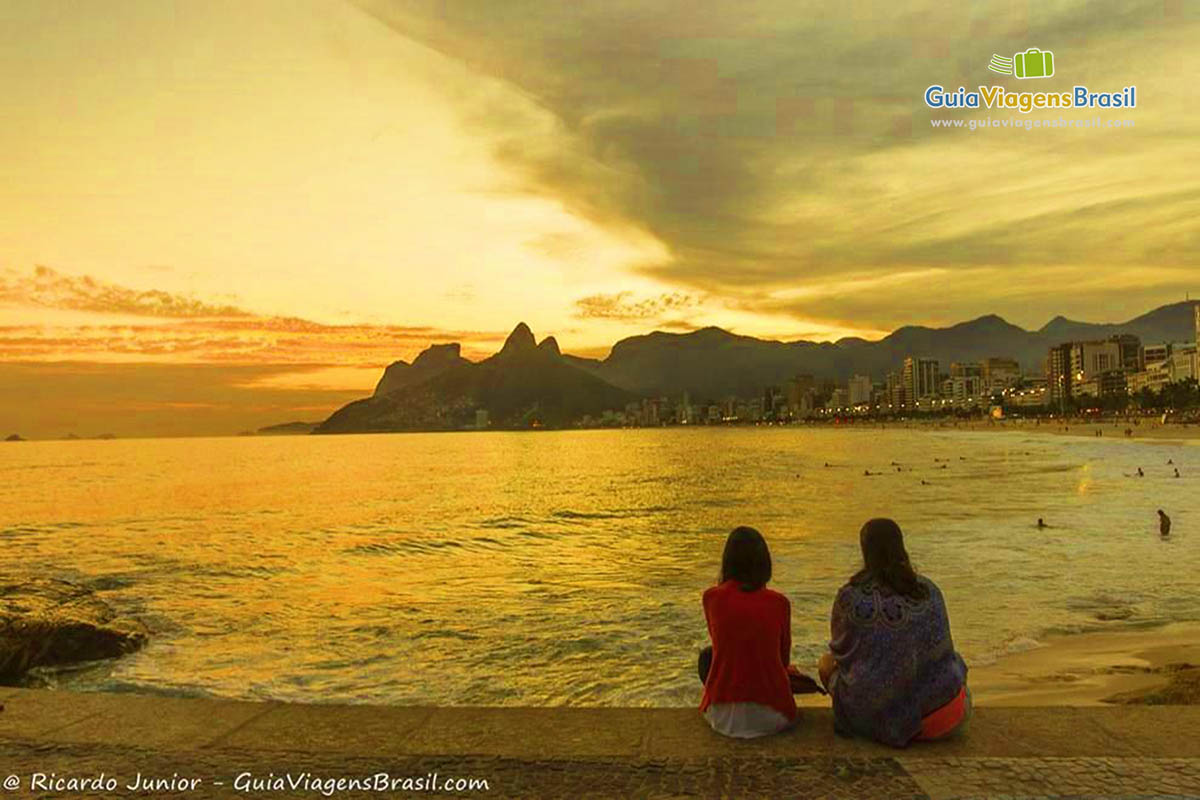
[704,702,792,738]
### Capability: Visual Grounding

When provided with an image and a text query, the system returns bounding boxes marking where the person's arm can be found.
[702,587,718,645]
[780,595,792,669]
[829,588,856,656]
[824,588,857,689]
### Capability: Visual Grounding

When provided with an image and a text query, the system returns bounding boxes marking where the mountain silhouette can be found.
[577,301,1199,398]
[317,324,634,433]
[314,300,1198,432]
[373,343,470,397]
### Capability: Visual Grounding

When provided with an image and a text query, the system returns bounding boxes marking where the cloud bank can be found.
[356,0,1200,329]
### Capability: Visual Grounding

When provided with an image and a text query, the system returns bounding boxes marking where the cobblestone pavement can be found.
[3,740,1200,799]
[899,756,1200,800]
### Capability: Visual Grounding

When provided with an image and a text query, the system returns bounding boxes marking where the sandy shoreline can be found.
[974,419,1200,442]
[873,418,1200,442]
[966,621,1200,705]
[792,621,1200,709]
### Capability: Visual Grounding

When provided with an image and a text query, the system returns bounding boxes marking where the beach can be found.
[831,416,1200,443]
[969,621,1200,706]
[921,417,1200,443]
[786,622,1200,711]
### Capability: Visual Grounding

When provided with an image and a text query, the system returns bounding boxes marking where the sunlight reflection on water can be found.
[2,427,1197,706]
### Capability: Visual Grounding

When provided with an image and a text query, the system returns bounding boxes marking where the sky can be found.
[1,0,1197,437]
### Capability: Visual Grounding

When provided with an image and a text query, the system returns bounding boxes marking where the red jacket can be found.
[700,580,797,720]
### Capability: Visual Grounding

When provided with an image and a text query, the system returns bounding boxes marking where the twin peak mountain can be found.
[315,302,1199,433]
[316,323,629,433]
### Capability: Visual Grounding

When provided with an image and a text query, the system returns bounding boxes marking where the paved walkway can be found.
[1,688,1199,798]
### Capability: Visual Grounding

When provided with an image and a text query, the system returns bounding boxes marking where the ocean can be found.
[3,426,1196,706]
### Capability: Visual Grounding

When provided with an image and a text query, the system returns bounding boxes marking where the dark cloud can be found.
[573,291,698,321]
[355,0,1198,329]
[0,265,253,318]
[0,319,508,365]
[0,266,510,364]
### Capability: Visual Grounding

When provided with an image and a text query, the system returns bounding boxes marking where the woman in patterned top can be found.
[817,518,970,747]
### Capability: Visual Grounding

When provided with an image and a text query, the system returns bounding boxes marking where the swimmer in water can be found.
[1175,468,1181,478]
[1037,518,1047,529]
[1158,509,1171,538]
[1137,467,1145,477]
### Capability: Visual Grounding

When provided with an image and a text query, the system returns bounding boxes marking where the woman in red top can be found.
[698,526,805,738]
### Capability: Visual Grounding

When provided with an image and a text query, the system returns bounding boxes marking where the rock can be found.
[4,434,24,442]
[374,343,469,397]
[0,578,148,683]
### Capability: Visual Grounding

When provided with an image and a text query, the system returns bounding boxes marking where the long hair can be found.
[719,526,772,592]
[852,518,928,600]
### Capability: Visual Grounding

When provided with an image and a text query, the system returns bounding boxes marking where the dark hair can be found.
[719,526,772,592]
[852,518,928,600]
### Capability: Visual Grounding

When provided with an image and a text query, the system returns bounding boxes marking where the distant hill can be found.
[580,301,1200,398]
[315,324,635,433]
[257,421,320,435]
[310,301,1199,431]
[1037,301,1198,345]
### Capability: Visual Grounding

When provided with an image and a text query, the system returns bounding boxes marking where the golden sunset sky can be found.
[1,0,1197,436]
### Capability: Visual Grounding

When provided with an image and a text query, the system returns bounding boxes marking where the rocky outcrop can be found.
[374,343,470,397]
[0,579,148,683]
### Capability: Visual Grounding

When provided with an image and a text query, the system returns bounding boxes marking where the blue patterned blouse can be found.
[828,574,967,747]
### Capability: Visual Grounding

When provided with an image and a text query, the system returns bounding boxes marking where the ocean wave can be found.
[476,515,534,529]
[1002,636,1045,655]
[342,534,515,557]
[550,506,679,521]
[1,521,88,536]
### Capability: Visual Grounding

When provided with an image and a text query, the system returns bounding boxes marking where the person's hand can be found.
[818,652,837,689]
[787,664,827,695]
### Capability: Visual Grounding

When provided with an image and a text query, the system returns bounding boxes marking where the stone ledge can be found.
[3,691,1200,798]
[2,689,1200,759]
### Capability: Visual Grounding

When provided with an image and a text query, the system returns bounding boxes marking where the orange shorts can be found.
[917,686,969,741]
